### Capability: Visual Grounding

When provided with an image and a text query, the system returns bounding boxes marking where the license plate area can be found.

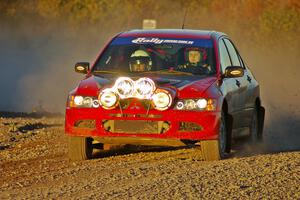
[102,120,170,134]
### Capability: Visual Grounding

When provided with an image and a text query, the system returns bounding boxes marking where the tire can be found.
[103,144,125,151]
[68,136,93,161]
[249,107,261,143]
[257,106,265,140]
[199,111,227,161]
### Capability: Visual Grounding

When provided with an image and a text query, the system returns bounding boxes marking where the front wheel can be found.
[68,136,93,161]
[249,107,263,143]
[198,112,227,161]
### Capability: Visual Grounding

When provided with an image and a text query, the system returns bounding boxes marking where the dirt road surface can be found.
[0,116,299,199]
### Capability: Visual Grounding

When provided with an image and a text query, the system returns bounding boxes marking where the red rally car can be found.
[65,29,265,161]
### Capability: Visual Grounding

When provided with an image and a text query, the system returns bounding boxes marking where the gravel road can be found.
[0,116,299,199]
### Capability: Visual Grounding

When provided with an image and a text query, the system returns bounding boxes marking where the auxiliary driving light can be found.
[135,78,156,98]
[99,89,118,109]
[152,90,172,111]
[114,77,135,98]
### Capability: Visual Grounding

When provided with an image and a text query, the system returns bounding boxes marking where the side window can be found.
[218,39,232,73]
[223,39,241,67]
[238,54,245,68]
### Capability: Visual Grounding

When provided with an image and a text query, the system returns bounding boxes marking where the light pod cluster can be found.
[98,77,172,110]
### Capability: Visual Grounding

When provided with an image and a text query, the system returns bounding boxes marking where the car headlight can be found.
[152,90,172,111]
[99,89,118,109]
[74,96,84,106]
[196,99,208,109]
[135,78,156,98]
[185,99,197,110]
[82,97,93,107]
[114,77,135,98]
[69,95,99,108]
[175,98,216,111]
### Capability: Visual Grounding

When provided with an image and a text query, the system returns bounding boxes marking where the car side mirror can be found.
[75,62,90,74]
[224,66,244,78]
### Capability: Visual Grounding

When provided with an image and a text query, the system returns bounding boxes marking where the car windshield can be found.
[93,37,216,76]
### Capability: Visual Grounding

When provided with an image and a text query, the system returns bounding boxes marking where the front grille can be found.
[102,120,170,134]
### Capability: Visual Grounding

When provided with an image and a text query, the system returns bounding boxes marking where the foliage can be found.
[0,0,299,50]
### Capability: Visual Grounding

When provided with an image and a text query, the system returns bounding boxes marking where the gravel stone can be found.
[0,117,299,199]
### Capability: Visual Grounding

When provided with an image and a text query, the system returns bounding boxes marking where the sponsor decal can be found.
[111,37,213,47]
[132,37,194,45]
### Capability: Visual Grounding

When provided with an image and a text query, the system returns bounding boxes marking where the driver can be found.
[178,47,211,73]
[188,49,201,66]
[129,50,152,72]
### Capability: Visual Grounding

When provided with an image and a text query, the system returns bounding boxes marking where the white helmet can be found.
[129,50,152,72]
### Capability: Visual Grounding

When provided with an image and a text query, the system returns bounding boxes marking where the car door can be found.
[223,38,250,128]
[237,53,258,111]
[218,38,239,117]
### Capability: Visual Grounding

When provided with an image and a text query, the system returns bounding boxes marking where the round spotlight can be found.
[99,89,118,109]
[74,96,84,106]
[196,99,208,109]
[114,77,135,98]
[152,90,172,111]
[135,78,156,98]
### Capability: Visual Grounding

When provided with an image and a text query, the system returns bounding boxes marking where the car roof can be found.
[118,29,226,39]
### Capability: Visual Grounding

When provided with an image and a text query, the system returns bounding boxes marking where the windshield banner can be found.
[111,37,213,47]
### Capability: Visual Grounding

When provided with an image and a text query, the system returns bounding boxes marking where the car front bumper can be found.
[65,108,221,145]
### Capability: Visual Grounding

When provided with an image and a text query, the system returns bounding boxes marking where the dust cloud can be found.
[0,0,184,113]
[0,1,299,152]
[0,23,106,112]
[245,48,300,152]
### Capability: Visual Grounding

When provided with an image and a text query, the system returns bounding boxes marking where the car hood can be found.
[75,74,217,98]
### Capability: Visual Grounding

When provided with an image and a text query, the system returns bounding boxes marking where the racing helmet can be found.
[129,50,152,72]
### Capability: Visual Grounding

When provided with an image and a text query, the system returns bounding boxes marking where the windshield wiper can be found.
[93,70,120,74]
[93,69,194,76]
[142,69,193,75]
